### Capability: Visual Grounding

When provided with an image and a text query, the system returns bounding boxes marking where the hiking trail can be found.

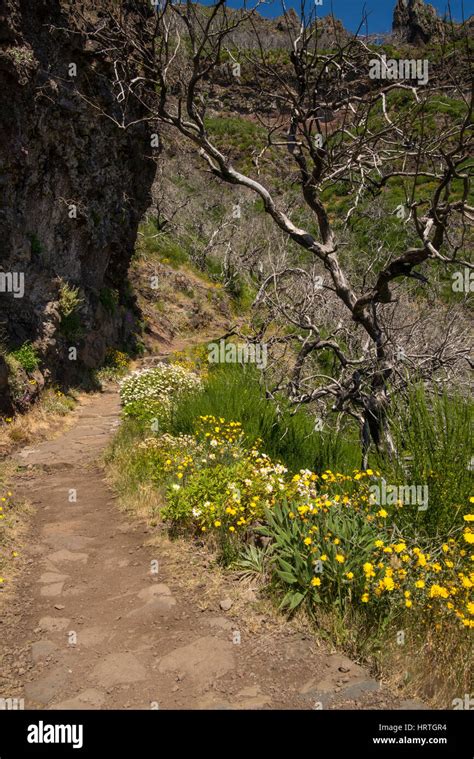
[0,366,420,710]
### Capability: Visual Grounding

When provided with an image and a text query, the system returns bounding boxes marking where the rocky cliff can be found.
[0,0,155,404]
[392,0,446,44]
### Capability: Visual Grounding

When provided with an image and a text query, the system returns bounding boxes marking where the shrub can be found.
[106,348,128,369]
[9,342,39,373]
[99,287,119,314]
[3,355,25,402]
[94,348,130,384]
[58,281,83,318]
[119,364,202,418]
[58,282,84,339]
[162,424,288,536]
[124,432,202,492]
[260,488,473,630]
[40,388,76,415]
[122,399,172,428]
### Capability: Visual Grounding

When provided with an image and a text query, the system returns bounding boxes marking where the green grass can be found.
[135,222,189,267]
[106,417,149,482]
[165,361,360,474]
[205,257,256,312]
[381,384,473,536]
[204,116,267,171]
[204,115,266,150]
[423,96,468,121]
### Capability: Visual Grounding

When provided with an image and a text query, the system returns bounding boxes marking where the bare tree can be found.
[68,0,473,462]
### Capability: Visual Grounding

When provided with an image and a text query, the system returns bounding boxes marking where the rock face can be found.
[0,0,155,397]
[228,8,349,50]
[392,0,445,44]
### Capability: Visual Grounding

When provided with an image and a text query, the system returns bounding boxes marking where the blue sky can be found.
[215,1,473,33]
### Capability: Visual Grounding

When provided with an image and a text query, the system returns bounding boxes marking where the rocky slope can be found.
[393,0,454,44]
[0,0,155,401]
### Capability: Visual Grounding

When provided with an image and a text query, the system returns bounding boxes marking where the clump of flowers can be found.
[162,430,288,535]
[170,345,210,379]
[138,433,204,483]
[119,364,202,416]
[122,397,172,427]
[194,415,244,456]
[106,348,129,370]
[157,413,473,629]
[357,531,473,628]
[266,480,474,627]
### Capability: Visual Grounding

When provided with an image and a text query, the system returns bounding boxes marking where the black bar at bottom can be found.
[0,709,471,757]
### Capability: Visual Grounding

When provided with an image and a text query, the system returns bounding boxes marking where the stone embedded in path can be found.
[40,582,65,597]
[137,584,174,602]
[126,584,177,618]
[196,694,233,710]
[38,616,70,632]
[102,557,130,569]
[43,520,83,536]
[90,653,147,688]
[299,653,367,698]
[47,549,89,564]
[234,685,272,709]
[39,572,69,584]
[206,616,233,631]
[62,585,86,597]
[31,640,57,663]
[158,636,234,684]
[24,667,68,705]
[43,535,93,551]
[77,627,111,647]
[339,679,381,700]
[298,650,383,708]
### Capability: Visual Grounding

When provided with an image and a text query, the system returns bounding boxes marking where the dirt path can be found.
[0,383,419,711]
